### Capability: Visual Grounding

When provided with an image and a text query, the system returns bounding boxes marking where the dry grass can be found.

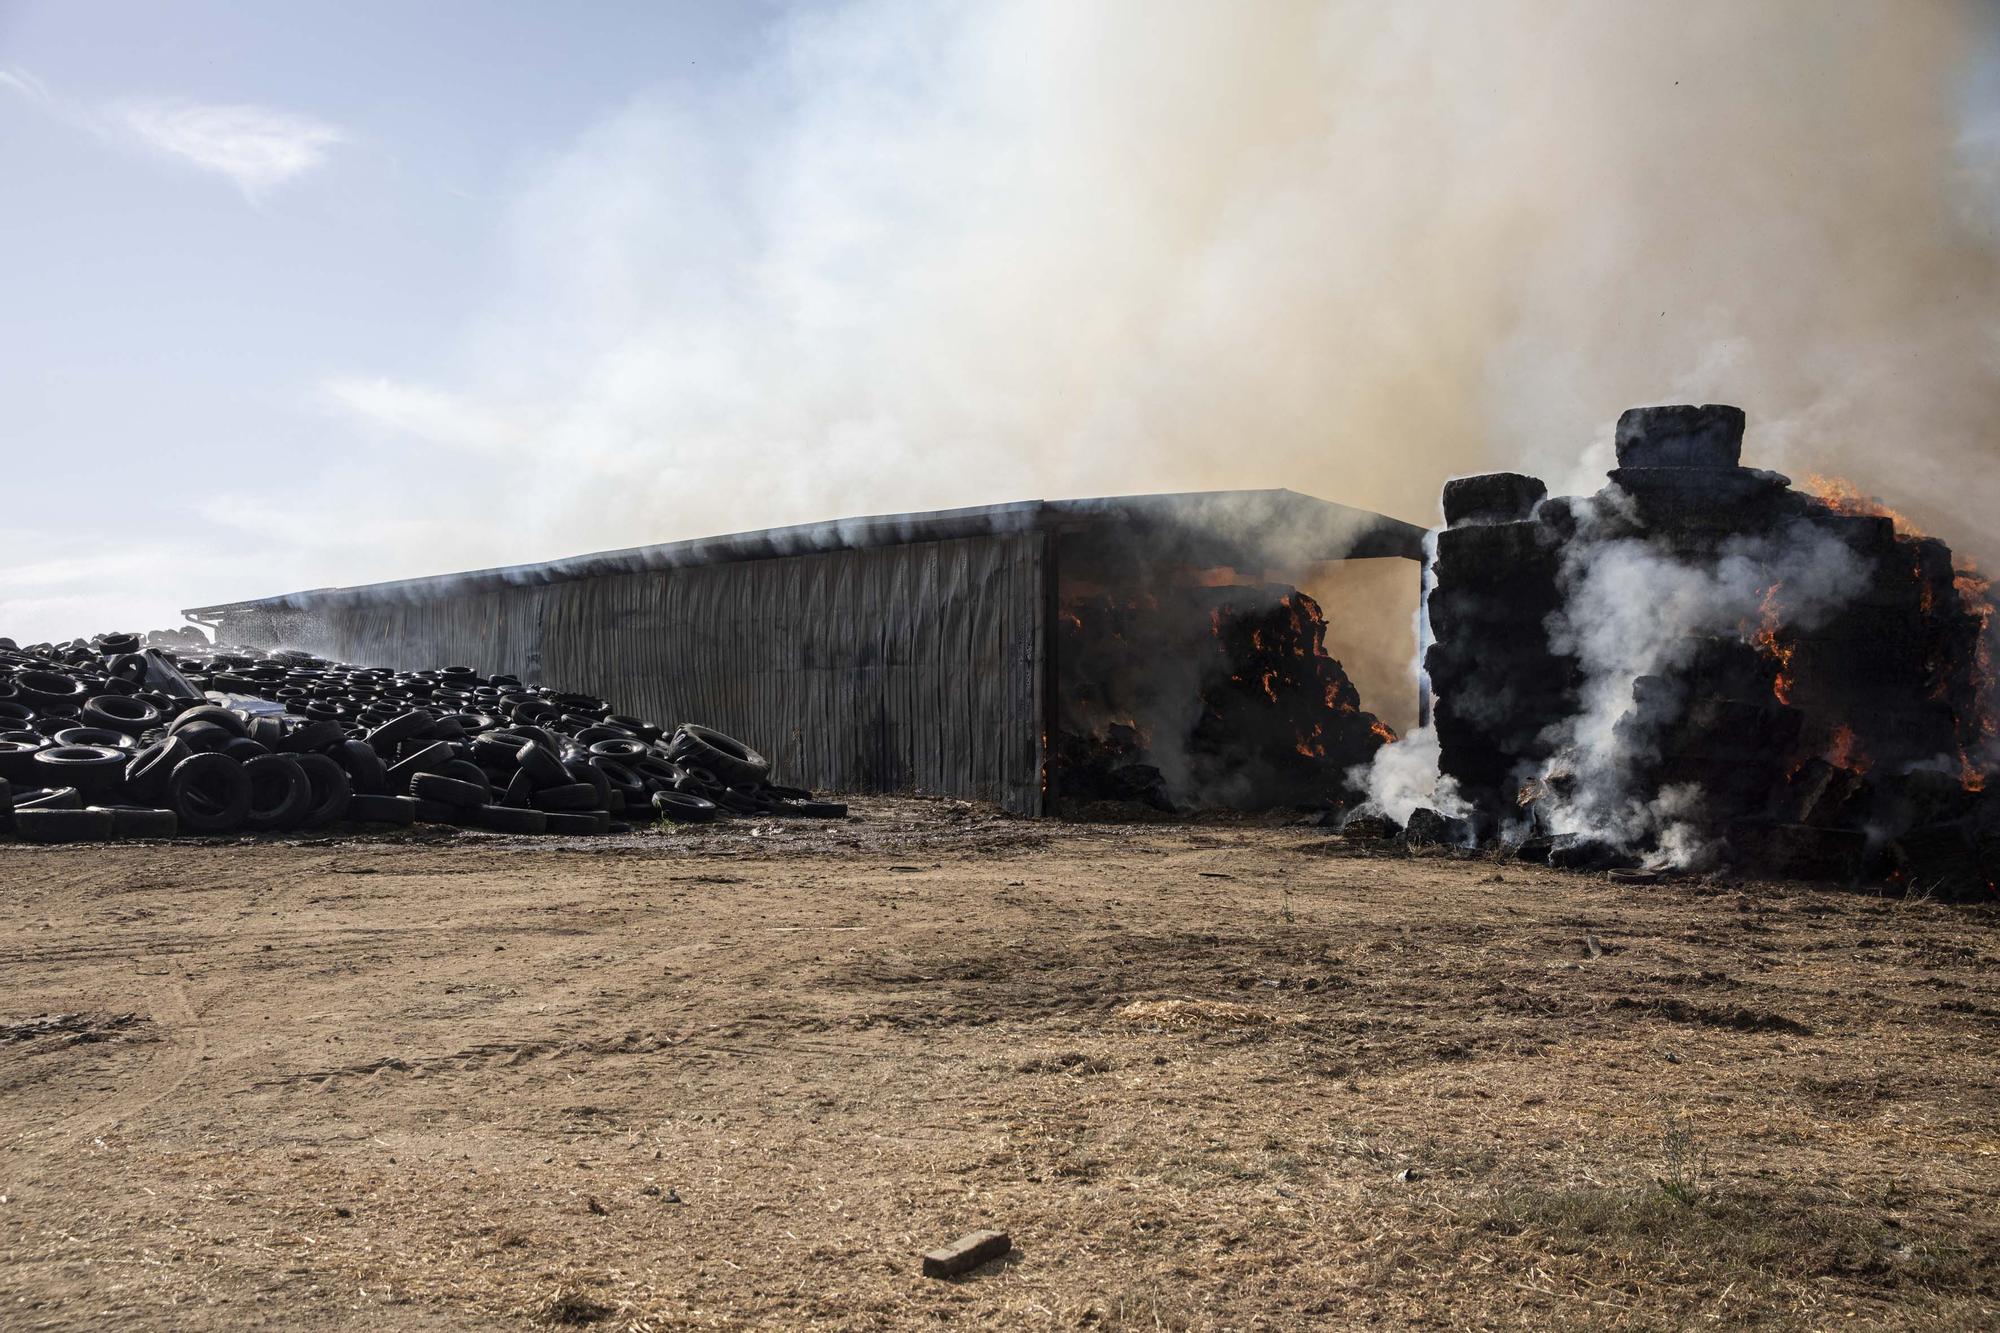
[0,797,1995,1329]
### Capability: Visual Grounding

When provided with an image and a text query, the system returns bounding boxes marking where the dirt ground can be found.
[1,798,1995,1331]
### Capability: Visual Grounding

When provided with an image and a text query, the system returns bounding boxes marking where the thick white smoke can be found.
[295,0,2000,604]
[1534,511,1870,865]
[1344,723,1467,827]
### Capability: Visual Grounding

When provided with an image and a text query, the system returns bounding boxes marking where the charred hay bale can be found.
[1548,833,1638,872]
[1601,469,1798,534]
[1430,521,1560,589]
[1403,806,1474,846]
[1340,812,1402,840]
[1650,698,1805,764]
[1772,759,1874,829]
[1889,823,1995,902]
[1425,584,1564,643]
[1433,686,1571,757]
[1441,473,1547,527]
[1423,637,1579,694]
[1613,403,1745,469]
[1873,768,1980,839]
[1733,822,1867,881]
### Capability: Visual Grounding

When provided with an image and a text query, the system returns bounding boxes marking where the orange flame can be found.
[1803,473,1929,540]
[1747,582,1796,704]
[1826,724,1862,772]
[1371,720,1397,744]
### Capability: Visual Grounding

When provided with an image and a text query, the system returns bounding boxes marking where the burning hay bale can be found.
[1397,403,1998,897]
[0,632,840,842]
[1054,584,1394,812]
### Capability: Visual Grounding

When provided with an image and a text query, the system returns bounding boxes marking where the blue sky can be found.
[5,1,2000,644]
[2,1,781,639]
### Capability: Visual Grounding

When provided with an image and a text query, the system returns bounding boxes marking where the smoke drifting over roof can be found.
[9,2,1999,644]
[295,0,2000,602]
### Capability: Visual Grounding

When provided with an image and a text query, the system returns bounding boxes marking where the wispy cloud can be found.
[0,65,54,106]
[4,66,343,198]
[319,376,539,456]
[118,100,343,195]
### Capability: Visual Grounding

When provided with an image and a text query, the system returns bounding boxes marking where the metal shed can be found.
[184,490,1424,814]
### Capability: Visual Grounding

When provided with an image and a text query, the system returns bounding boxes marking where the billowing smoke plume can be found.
[1345,723,1467,828]
[272,4,2000,603]
[11,2,2000,655]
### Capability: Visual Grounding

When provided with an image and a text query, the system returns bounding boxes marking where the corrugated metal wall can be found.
[271,533,1047,812]
[318,584,552,681]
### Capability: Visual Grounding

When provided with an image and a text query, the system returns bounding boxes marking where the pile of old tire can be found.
[0,632,846,843]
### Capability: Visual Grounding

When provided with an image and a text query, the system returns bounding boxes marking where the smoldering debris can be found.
[1053,583,1395,812]
[0,631,841,843]
[1350,403,1999,900]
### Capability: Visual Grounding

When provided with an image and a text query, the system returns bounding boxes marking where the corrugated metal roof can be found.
[183,488,1424,617]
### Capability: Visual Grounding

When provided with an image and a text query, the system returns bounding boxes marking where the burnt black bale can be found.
[1614,404,1745,469]
[1425,512,1577,817]
[1404,805,1474,846]
[1423,402,1996,880]
[1442,473,1547,527]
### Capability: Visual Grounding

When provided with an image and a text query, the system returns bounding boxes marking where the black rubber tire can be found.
[283,720,345,754]
[651,789,720,824]
[562,758,611,809]
[545,810,610,835]
[500,769,536,809]
[242,754,313,832]
[108,806,178,839]
[765,783,813,801]
[168,752,251,833]
[587,737,651,761]
[173,721,237,754]
[0,739,48,783]
[14,785,82,812]
[674,767,724,798]
[433,759,492,791]
[715,786,762,815]
[411,798,463,824]
[82,693,161,736]
[52,726,135,751]
[631,756,686,790]
[515,740,569,788]
[124,736,193,804]
[386,741,455,793]
[667,724,770,787]
[598,759,649,808]
[607,714,662,743]
[32,744,129,800]
[14,670,89,709]
[348,794,417,826]
[221,736,269,763]
[16,806,115,843]
[531,782,599,811]
[292,753,352,829]
[411,772,488,809]
[786,799,848,819]
[476,803,545,834]
[470,734,525,768]
[249,715,286,750]
[169,704,248,739]
[366,710,432,748]
[337,739,390,795]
